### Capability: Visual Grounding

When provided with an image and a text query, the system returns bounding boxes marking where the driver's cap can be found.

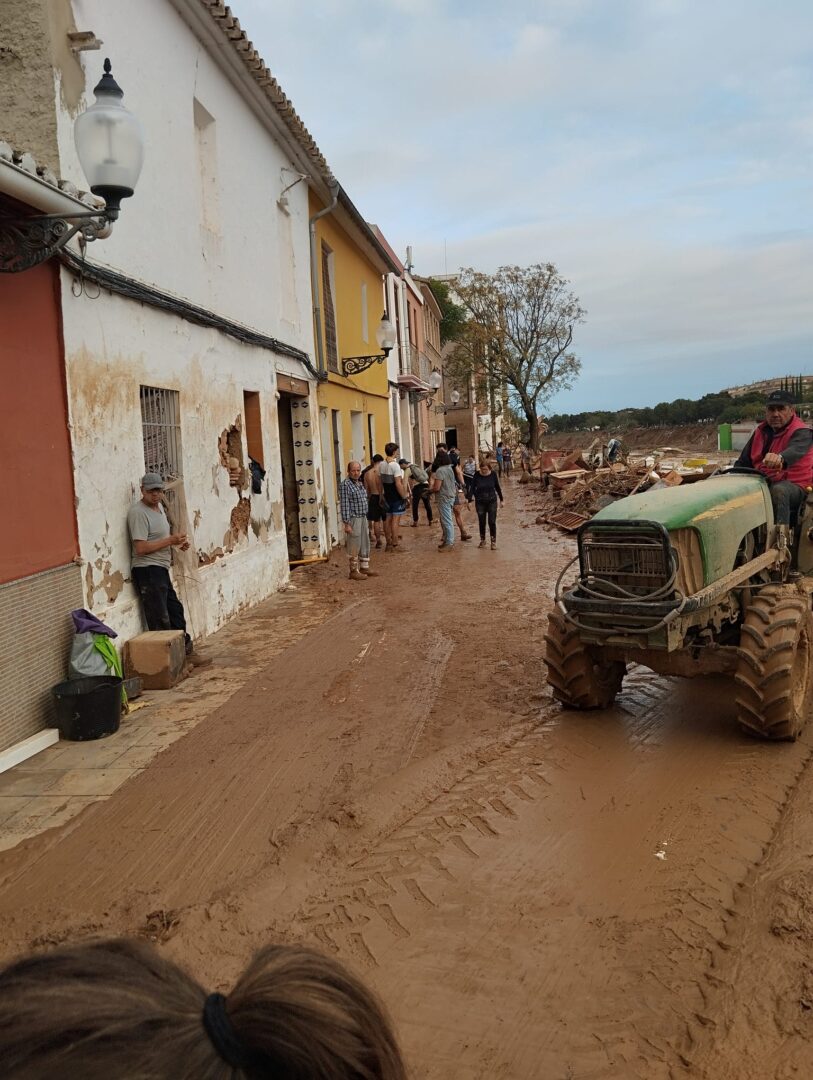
[767,389,794,406]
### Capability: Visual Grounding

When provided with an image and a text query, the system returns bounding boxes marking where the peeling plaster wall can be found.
[0,0,56,165]
[0,0,82,166]
[62,288,297,643]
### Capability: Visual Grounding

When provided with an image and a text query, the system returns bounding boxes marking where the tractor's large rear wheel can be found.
[735,584,813,741]
[545,609,626,709]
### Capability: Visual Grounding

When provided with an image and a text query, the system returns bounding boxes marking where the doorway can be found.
[445,427,458,448]
[277,394,302,560]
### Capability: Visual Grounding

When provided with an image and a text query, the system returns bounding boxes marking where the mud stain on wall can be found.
[84,560,126,607]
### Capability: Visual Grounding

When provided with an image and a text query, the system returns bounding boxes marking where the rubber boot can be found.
[348,556,365,581]
[360,561,379,577]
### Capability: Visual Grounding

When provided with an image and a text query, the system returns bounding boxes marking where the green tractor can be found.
[545,470,813,739]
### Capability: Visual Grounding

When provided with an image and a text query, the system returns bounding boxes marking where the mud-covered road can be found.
[2,480,813,1078]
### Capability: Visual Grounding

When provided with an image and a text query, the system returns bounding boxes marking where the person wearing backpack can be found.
[401,458,433,527]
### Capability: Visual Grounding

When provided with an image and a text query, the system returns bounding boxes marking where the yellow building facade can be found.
[311,190,400,543]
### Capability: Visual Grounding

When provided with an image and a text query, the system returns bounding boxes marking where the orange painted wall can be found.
[0,261,78,583]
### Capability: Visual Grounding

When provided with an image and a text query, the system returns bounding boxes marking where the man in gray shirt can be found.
[127,473,192,653]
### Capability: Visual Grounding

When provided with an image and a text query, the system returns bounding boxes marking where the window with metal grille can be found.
[322,242,338,373]
[140,386,183,481]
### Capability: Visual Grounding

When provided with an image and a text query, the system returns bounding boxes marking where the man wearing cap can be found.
[734,389,813,525]
[127,474,193,653]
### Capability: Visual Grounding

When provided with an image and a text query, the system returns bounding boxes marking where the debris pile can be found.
[524,443,725,532]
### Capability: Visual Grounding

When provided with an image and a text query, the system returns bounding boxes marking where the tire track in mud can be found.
[289,666,813,1080]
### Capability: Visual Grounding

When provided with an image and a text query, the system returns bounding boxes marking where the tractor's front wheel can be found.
[545,609,626,709]
[735,584,813,741]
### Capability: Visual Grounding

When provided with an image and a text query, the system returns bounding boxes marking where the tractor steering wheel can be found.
[722,466,767,479]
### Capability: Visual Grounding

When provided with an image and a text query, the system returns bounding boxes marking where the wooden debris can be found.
[548,511,591,532]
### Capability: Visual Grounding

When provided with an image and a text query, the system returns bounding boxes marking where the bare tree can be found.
[449,264,584,450]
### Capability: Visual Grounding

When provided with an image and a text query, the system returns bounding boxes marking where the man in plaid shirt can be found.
[340,461,379,581]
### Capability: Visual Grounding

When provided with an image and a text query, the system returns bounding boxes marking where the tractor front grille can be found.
[578,521,675,598]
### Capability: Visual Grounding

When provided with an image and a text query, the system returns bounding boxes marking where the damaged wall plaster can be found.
[0,0,82,167]
[219,420,248,489]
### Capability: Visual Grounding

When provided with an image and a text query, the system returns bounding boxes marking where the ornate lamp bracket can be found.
[0,209,111,274]
[341,350,390,377]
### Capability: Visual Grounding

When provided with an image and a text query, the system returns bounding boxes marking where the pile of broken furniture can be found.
[530,444,721,532]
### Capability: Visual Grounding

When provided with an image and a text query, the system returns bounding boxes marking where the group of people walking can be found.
[339,441,508,579]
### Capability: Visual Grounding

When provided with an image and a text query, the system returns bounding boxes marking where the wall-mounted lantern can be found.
[341,314,397,376]
[0,58,144,273]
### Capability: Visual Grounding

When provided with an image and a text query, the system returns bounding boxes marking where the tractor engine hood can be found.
[591,474,772,587]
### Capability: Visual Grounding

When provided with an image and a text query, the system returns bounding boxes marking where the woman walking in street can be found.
[430,450,459,551]
[468,456,504,549]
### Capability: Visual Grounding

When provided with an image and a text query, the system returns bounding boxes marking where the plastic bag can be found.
[69,633,111,679]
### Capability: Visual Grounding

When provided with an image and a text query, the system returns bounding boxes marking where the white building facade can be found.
[48,0,335,642]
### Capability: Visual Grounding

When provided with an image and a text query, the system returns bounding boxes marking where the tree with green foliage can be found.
[448,263,584,450]
[546,389,770,432]
[426,278,467,345]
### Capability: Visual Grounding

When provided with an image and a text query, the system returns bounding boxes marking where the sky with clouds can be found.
[238,0,813,413]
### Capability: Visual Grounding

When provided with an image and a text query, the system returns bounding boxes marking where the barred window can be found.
[140,386,183,481]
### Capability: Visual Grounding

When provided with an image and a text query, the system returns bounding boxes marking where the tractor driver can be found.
[733,389,813,526]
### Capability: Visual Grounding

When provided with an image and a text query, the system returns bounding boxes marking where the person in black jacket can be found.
[467,458,504,549]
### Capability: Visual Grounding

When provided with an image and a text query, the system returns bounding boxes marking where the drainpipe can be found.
[309,180,340,377]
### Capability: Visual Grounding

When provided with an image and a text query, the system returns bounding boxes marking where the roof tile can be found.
[196,0,334,185]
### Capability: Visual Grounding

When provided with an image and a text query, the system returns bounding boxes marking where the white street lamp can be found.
[0,57,144,272]
[375,315,397,353]
[74,58,145,219]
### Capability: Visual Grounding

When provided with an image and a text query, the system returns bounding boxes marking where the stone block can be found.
[125,631,186,690]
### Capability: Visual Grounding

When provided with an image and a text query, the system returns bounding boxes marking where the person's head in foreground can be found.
[0,938,407,1080]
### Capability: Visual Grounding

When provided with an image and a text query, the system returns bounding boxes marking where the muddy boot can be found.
[360,562,379,577]
[461,532,472,541]
[491,539,497,550]
[348,556,365,581]
[478,539,486,548]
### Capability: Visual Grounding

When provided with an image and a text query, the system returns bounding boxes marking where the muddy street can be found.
[1,481,812,1078]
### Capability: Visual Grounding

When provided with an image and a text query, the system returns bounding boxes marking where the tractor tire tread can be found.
[545,611,625,710]
[734,585,811,741]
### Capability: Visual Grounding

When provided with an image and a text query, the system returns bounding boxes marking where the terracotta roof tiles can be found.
[197,0,335,186]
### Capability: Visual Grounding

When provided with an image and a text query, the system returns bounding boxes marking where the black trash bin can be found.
[52,676,123,741]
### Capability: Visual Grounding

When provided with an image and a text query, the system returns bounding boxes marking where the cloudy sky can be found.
[238,0,813,413]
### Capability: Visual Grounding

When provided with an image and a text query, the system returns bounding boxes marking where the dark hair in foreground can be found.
[0,938,407,1080]
[433,451,451,469]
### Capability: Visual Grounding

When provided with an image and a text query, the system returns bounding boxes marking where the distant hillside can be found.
[724,375,813,398]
